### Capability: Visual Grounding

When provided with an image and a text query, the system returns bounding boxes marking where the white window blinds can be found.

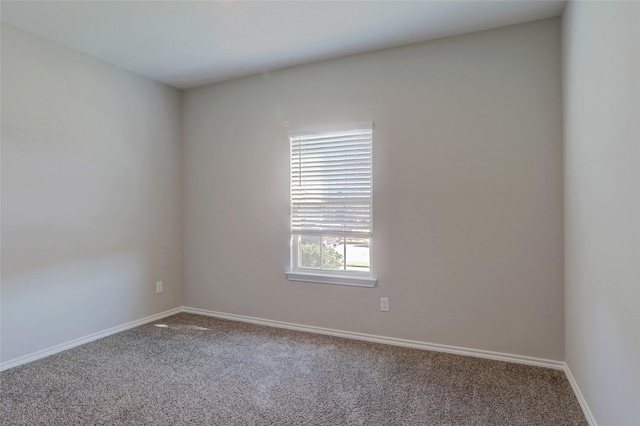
[289,123,373,236]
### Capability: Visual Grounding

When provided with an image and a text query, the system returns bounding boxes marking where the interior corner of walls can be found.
[563,363,598,426]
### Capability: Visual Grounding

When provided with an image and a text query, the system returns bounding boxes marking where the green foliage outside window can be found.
[300,242,343,270]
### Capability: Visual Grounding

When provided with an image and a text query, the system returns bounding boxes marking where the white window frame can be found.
[285,122,376,288]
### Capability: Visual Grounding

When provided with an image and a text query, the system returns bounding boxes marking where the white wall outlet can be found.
[156,281,163,293]
[380,297,389,312]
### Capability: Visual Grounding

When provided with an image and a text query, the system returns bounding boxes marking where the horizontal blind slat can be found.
[290,125,372,235]
[292,132,371,143]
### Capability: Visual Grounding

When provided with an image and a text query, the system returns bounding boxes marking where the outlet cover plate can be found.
[380,297,389,312]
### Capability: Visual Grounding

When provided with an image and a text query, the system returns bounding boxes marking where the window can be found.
[285,122,376,287]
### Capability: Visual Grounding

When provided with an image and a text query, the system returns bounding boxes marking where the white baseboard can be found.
[182,307,601,423]
[2,305,594,424]
[181,306,565,370]
[0,305,568,373]
[0,307,182,371]
[563,363,598,426]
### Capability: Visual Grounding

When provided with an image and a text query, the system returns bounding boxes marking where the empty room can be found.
[1,1,638,425]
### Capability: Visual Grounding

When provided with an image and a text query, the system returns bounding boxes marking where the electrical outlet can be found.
[156,281,163,293]
[380,297,389,312]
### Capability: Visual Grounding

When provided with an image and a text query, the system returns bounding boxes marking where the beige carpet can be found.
[0,313,587,425]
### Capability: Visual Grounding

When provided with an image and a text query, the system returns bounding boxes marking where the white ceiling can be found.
[1,1,566,90]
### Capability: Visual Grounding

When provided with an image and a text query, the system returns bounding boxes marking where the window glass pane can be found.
[298,235,321,269]
[322,236,344,270]
[345,237,370,272]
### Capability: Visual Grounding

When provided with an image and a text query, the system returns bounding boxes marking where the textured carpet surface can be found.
[1,313,587,425]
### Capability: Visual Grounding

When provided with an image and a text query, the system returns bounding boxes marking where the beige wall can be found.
[183,19,564,360]
[563,2,640,425]
[1,24,183,362]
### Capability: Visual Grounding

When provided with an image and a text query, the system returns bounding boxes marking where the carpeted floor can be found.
[0,313,587,425]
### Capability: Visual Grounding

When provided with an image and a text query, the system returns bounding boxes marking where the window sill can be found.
[285,271,377,288]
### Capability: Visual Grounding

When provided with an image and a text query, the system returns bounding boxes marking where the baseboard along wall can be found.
[0,305,597,425]
[183,307,565,370]
[0,307,183,372]
[563,363,598,426]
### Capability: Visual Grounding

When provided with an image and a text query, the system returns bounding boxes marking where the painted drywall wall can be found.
[563,2,640,425]
[183,18,564,360]
[1,24,183,363]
